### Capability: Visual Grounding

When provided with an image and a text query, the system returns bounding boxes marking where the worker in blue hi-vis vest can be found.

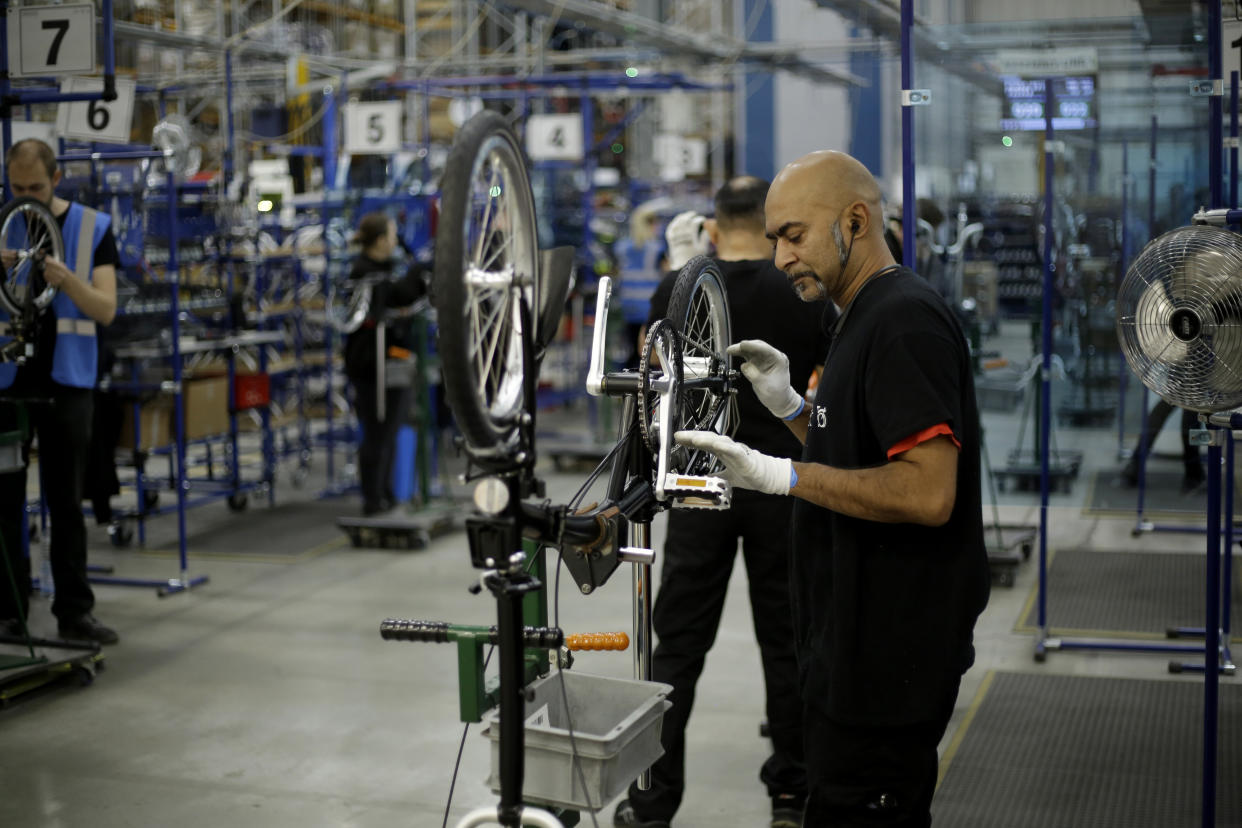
[0,139,119,645]
[614,202,667,367]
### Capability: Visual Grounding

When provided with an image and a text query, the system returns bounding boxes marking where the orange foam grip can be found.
[565,632,630,651]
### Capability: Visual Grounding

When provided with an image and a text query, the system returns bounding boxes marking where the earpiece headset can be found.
[840,218,860,271]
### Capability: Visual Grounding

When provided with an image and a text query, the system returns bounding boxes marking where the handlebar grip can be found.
[565,632,630,652]
[380,618,451,642]
[380,618,565,650]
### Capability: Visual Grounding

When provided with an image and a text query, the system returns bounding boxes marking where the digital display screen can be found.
[1000,76,1096,132]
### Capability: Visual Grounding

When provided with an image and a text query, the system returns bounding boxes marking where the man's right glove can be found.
[675,431,794,495]
[665,211,710,271]
[727,340,805,420]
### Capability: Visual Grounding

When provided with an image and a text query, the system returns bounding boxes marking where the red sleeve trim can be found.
[887,422,960,460]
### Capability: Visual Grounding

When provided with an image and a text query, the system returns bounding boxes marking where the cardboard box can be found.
[182,375,230,440]
[119,399,174,451]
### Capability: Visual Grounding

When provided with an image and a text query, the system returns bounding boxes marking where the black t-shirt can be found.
[646,259,831,459]
[17,205,117,388]
[343,253,429,383]
[791,267,989,727]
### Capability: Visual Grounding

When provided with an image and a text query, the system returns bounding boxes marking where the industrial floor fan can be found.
[1116,222,1242,825]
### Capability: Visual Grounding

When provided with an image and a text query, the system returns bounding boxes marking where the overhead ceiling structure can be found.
[810,0,1001,94]
[497,0,867,87]
[1136,0,1207,48]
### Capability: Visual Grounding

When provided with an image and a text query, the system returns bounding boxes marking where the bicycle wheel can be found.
[0,197,62,315]
[434,111,539,459]
[662,255,734,474]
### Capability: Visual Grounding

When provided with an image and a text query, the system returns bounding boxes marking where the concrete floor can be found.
[0,321,1225,828]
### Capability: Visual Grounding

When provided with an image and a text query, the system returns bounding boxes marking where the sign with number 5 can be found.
[344,101,403,155]
[56,77,137,144]
[9,3,96,77]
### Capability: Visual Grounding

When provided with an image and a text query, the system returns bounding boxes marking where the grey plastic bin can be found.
[482,670,672,812]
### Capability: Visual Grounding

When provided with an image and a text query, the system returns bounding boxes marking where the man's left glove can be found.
[665,211,711,271]
[675,431,793,496]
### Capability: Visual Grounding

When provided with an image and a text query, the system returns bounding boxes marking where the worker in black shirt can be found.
[0,139,119,644]
[678,151,989,827]
[614,178,831,828]
[344,212,427,516]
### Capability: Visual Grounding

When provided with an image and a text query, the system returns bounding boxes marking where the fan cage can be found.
[1117,224,1242,414]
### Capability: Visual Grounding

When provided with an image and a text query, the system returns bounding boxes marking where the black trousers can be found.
[0,386,94,624]
[351,379,409,513]
[1125,399,1201,479]
[802,688,958,828]
[627,489,806,821]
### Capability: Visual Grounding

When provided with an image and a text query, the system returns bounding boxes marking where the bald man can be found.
[677,151,989,827]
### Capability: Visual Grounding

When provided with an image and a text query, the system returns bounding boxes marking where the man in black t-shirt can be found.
[614,178,831,828]
[678,152,989,827]
[0,139,120,645]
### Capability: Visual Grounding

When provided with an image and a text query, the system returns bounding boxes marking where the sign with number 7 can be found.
[9,3,96,77]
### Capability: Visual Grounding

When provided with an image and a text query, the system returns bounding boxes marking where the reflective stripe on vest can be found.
[56,318,97,337]
[74,205,96,282]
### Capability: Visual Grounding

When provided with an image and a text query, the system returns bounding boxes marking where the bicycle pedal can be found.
[664,474,731,509]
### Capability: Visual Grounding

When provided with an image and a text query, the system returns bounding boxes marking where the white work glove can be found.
[727,340,805,420]
[665,211,710,271]
[675,431,794,496]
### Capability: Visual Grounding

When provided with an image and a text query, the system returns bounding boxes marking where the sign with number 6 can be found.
[56,77,137,145]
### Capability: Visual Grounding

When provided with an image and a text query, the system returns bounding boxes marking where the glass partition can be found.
[909,14,1212,519]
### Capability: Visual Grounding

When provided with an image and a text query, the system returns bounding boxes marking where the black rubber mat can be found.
[1085,469,1237,517]
[934,671,1242,827]
[1018,549,1240,636]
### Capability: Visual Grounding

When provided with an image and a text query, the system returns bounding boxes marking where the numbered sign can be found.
[526,114,583,162]
[344,101,402,155]
[655,134,708,180]
[56,77,136,144]
[10,3,95,78]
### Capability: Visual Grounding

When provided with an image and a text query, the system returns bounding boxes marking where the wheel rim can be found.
[460,134,537,429]
[676,271,731,434]
[0,199,62,314]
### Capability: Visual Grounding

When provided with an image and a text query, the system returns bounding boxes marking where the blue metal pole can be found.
[101,0,116,98]
[1136,116,1158,532]
[1,6,12,196]
[1203,429,1222,828]
[1037,81,1054,635]
[168,168,190,588]
[1230,71,1238,211]
[323,75,343,192]
[900,0,915,271]
[1203,4,1224,823]
[1117,141,1130,458]
[580,85,595,260]
[1224,434,1235,643]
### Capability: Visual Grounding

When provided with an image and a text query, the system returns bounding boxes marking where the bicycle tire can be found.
[0,197,62,316]
[433,111,539,458]
[663,255,733,473]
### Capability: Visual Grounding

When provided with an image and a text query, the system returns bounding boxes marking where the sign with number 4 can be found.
[9,3,96,78]
[57,77,137,144]
[526,114,584,162]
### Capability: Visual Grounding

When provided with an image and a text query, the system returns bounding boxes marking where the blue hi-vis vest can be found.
[0,202,108,389]
[615,237,664,325]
